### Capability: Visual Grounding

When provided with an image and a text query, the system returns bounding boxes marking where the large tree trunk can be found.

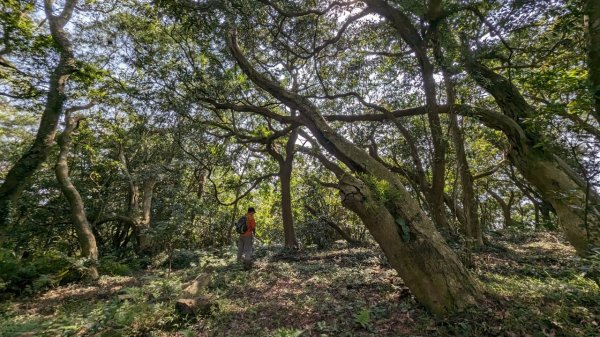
[517,154,599,250]
[227,33,481,316]
[0,0,78,227]
[338,174,479,315]
[55,114,99,280]
[464,58,600,256]
[586,0,600,124]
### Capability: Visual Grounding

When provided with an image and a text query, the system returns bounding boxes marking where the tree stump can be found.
[175,295,215,316]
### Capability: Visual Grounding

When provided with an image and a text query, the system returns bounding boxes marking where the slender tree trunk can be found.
[429,12,482,245]
[449,114,482,245]
[280,129,299,249]
[488,190,514,229]
[448,110,482,246]
[0,0,79,227]
[55,114,98,280]
[228,34,481,316]
[196,169,207,198]
[443,192,468,230]
[419,46,449,232]
[119,147,156,254]
[512,175,555,229]
[267,127,299,249]
[586,0,600,124]
[128,182,139,217]
[533,199,541,229]
[280,157,297,249]
[370,122,451,233]
[135,179,156,254]
[363,0,450,231]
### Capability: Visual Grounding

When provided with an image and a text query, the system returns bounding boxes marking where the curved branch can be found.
[200,97,301,125]
[207,172,277,206]
[259,0,360,18]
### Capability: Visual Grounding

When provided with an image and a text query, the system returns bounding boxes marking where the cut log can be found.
[175,295,215,316]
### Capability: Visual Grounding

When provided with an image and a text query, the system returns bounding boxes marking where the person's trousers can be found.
[237,236,253,262]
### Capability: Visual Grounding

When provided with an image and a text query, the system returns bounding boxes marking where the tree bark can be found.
[338,173,479,315]
[119,149,156,255]
[449,114,482,245]
[136,179,156,254]
[444,78,482,244]
[488,189,514,229]
[443,192,468,231]
[586,0,600,124]
[0,0,79,227]
[55,114,99,280]
[266,127,299,249]
[280,129,299,249]
[227,33,481,316]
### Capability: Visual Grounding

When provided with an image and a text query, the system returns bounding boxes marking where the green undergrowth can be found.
[1,232,599,336]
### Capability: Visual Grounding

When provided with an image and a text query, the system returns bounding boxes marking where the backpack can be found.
[235,216,248,234]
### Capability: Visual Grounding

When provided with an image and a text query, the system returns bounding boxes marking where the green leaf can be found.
[354,308,372,329]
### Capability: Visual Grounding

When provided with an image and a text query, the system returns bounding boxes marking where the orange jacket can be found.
[241,213,256,237]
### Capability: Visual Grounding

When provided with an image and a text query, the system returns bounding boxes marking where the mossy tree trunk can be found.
[464,58,600,256]
[338,174,479,315]
[55,114,99,280]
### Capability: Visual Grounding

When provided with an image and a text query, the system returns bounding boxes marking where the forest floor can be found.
[1,230,599,337]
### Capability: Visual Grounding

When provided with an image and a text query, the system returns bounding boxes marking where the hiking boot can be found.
[242,260,252,270]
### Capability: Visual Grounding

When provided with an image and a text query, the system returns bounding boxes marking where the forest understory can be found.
[2,230,599,337]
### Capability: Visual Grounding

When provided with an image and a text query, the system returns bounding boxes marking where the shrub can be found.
[165,250,200,270]
[0,249,84,295]
[297,219,337,249]
[99,256,133,276]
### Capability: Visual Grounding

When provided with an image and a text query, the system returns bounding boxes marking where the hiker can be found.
[236,207,256,266]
